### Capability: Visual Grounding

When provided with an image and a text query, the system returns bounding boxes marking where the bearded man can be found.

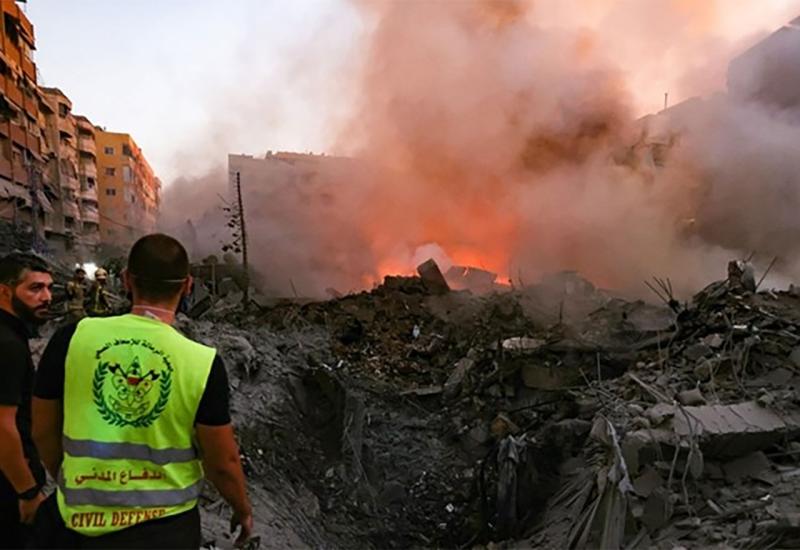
[0,252,52,547]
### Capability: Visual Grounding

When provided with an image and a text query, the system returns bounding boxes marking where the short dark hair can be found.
[75,267,86,275]
[127,234,189,301]
[0,252,51,287]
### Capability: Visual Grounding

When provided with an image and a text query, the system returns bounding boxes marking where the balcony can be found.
[57,116,74,137]
[62,200,79,219]
[60,175,79,191]
[5,78,22,109]
[13,164,28,185]
[81,206,99,224]
[78,230,100,247]
[0,158,11,180]
[3,38,20,66]
[79,162,97,179]
[21,57,34,83]
[23,95,36,119]
[26,132,40,155]
[18,9,34,42]
[78,137,96,156]
[80,188,98,202]
[10,123,25,146]
[75,117,93,133]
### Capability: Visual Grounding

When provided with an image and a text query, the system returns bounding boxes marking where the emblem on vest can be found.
[92,339,174,428]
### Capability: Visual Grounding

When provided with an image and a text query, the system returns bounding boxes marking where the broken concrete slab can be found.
[703,334,725,349]
[642,487,674,532]
[445,265,497,293]
[684,342,713,362]
[728,260,756,292]
[722,451,771,482]
[673,402,800,458]
[443,357,476,399]
[677,388,707,406]
[645,403,676,427]
[502,337,546,353]
[633,467,664,498]
[416,259,450,295]
[520,362,582,390]
[399,385,443,397]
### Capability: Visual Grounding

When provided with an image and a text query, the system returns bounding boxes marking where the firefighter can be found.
[86,268,112,317]
[32,233,252,547]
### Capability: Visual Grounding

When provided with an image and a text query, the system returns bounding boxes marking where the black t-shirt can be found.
[0,309,45,497]
[34,321,231,426]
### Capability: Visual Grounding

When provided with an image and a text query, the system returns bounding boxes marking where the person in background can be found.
[0,253,52,548]
[86,268,112,317]
[65,268,88,324]
[33,234,252,548]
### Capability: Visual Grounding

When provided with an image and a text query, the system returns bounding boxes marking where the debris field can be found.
[133,260,800,548]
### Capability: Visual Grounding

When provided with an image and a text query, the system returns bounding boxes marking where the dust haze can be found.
[160,0,800,298]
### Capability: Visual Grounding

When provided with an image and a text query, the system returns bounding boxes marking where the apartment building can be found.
[96,130,160,248]
[40,87,79,252]
[75,115,100,250]
[0,0,52,242]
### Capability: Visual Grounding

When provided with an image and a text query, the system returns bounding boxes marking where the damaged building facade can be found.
[0,0,160,259]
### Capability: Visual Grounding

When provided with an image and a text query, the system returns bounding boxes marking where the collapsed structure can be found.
[135,255,798,549]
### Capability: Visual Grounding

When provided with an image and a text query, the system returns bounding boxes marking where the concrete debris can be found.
[443,357,475,399]
[728,259,757,292]
[501,336,546,352]
[416,258,450,295]
[151,262,800,548]
[676,387,707,406]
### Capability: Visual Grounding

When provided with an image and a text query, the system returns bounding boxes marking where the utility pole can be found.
[235,171,250,308]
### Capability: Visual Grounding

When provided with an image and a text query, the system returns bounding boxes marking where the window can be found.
[105,188,116,196]
[104,146,114,155]
[87,177,96,189]
[58,103,68,118]
[122,144,132,156]
[122,166,132,183]
[105,167,115,176]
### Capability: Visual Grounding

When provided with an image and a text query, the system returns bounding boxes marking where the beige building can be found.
[95,130,160,249]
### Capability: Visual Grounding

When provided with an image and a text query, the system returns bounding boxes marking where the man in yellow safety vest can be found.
[32,234,253,547]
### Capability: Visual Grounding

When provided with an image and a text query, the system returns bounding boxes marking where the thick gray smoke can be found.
[160,1,800,298]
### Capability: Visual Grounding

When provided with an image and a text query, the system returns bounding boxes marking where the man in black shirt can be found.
[0,253,52,548]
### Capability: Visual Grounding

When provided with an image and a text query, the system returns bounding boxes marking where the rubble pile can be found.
[185,260,800,548]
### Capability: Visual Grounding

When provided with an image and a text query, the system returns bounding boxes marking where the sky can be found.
[24,0,800,186]
[26,0,363,183]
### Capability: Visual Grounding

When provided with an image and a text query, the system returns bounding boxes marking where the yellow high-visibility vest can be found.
[58,314,216,536]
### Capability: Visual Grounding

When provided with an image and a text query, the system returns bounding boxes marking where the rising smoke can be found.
[161,0,800,298]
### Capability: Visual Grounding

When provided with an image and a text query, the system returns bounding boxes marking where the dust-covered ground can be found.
[177,264,800,549]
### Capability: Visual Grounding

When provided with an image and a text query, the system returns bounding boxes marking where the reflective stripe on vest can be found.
[63,436,197,465]
[59,478,204,507]
[58,314,216,536]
